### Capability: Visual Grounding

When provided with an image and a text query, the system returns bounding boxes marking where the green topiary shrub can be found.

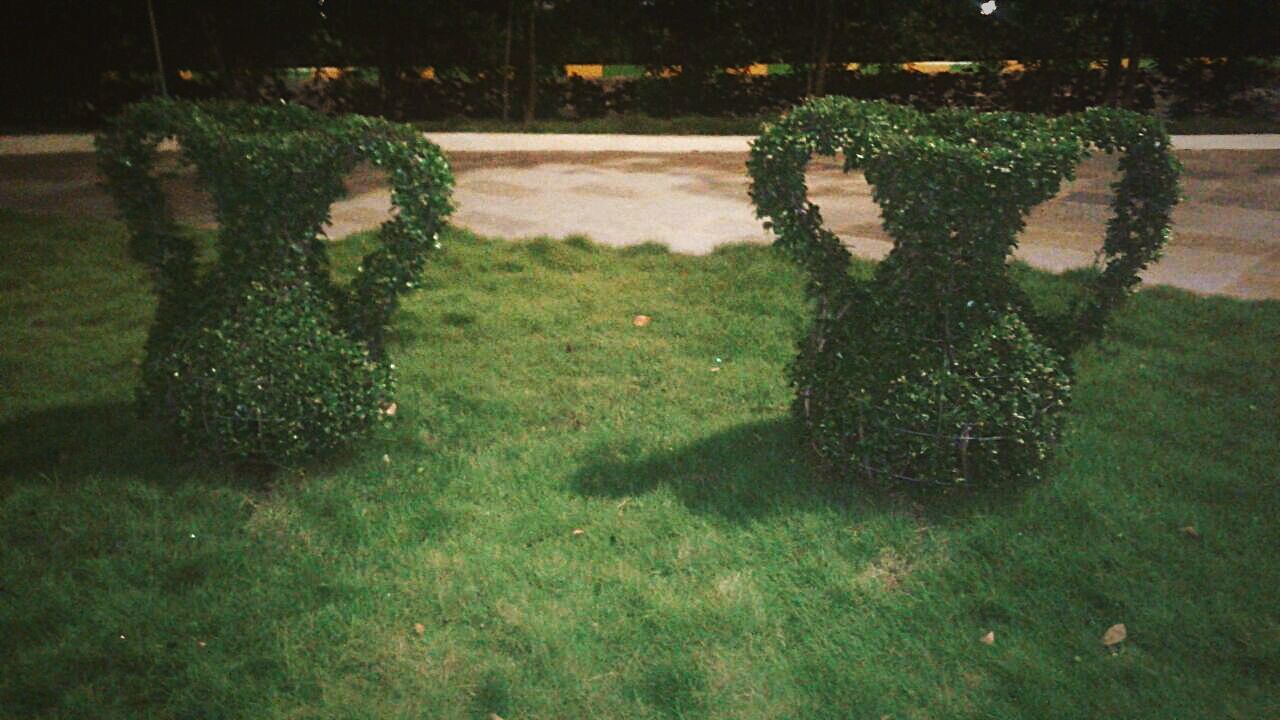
[158,282,393,466]
[97,99,454,467]
[748,97,1180,487]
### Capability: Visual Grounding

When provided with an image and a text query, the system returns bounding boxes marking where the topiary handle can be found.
[748,98,921,300]
[337,116,456,360]
[749,99,1180,359]
[1052,108,1182,356]
[96,100,200,327]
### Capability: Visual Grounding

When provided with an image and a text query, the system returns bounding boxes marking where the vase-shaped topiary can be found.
[749,98,1180,486]
[97,99,454,467]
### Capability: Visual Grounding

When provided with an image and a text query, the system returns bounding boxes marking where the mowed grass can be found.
[1,208,1278,719]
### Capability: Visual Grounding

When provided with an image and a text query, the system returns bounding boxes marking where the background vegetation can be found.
[3,1,1277,127]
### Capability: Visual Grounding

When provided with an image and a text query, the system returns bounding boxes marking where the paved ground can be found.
[2,134,1278,299]
[5,132,1280,154]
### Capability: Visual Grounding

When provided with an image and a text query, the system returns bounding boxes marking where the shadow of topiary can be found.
[0,401,312,493]
[572,417,1034,526]
[0,402,184,489]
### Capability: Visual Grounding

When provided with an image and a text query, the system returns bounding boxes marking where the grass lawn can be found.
[1,209,1277,718]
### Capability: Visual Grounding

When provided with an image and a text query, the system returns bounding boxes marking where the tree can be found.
[524,1,539,122]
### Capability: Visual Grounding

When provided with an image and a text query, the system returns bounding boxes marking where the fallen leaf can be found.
[980,631,995,645]
[413,623,426,636]
[487,714,505,720]
[383,402,397,417]
[632,314,651,327]
[572,528,585,537]
[709,366,721,372]
[197,640,207,648]
[1102,623,1127,646]
[1181,526,1200,539]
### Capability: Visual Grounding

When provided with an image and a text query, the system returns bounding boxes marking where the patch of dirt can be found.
[3,147,1277,299]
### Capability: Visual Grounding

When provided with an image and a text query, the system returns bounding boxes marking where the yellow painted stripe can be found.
[565,64,604,79]
[554,57,1189,80]
[903,61,954,74]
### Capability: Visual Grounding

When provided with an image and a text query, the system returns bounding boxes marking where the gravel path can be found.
[3,132,1280,155]
[2,134,1277,299]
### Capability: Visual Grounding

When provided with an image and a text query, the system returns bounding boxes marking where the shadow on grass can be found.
[573,417,1039,525]
[0,401,230,492]
[573,417,882,523]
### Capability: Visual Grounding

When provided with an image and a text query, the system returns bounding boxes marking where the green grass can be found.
[1,209,1278,718]
[601,64,646,79]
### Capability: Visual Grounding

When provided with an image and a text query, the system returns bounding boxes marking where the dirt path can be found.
[1,147,1277,299]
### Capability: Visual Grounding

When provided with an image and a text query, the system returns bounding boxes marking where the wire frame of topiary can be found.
[96,99,454,466]
[748,98,1180,486]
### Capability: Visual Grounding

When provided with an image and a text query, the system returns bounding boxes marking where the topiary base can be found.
[156,282,392,467]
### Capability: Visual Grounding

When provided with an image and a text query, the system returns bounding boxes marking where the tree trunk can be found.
[813,0,835,97]
[501,0,514,122]
[805,0,820,96]
[523,2,537,123]
[201,13,231,95]
[1102,4,1129,106]
[147,0,169,98]
[1120,27,1143,109]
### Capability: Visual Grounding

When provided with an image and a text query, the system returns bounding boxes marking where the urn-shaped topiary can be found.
[97,99,454,467]
[748,98,1180,486]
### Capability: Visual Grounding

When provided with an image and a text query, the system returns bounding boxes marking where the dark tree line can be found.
[9,1,1277,73]
[3,0,1275,123]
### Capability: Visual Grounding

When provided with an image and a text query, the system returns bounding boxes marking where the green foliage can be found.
[3,212,1278,719]
[749,97,1180,486]
[96,99,454,466]
[158,282,393,466]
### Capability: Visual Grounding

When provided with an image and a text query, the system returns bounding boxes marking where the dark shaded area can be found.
[572,417,1039,526]
[0,402,185,490]
[0,400,354,492]
[2,1,1276,127]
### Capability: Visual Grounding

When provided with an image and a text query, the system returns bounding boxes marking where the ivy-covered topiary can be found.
[97,99,454,467]
[748,97,1180,486]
